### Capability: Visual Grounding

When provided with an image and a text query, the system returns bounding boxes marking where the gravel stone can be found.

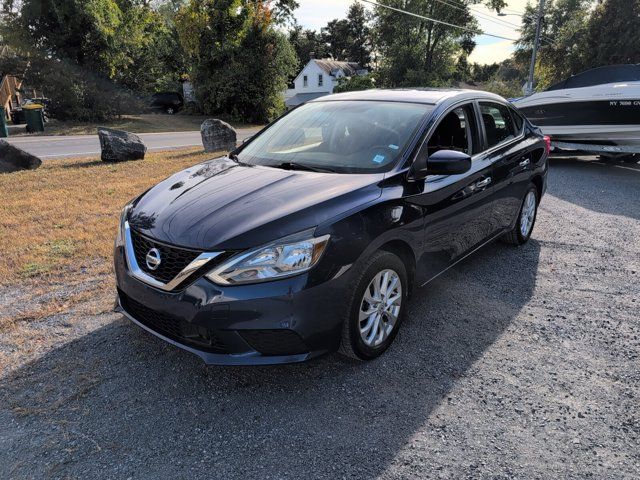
[0,156,638,479]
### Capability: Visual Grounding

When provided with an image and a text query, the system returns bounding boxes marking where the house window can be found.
[318,74,323,87]
[303,75,308,87]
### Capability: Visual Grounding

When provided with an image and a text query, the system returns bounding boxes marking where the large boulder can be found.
[98,127,146,162]
[201,119,237,152]
[0,140,42,173]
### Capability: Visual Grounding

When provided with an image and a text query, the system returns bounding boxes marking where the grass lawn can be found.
[11,113,260,136]
[0,148,219,333]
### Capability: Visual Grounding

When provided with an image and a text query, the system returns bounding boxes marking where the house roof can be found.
[285,92,329,107]
[313,59,362,76]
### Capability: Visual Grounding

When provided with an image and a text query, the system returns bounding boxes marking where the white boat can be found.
[512,65,640,159]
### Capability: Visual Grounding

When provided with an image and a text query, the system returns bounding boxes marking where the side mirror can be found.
[411,149,472,179]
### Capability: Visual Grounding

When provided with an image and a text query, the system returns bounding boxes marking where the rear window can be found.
[479,102,517,148]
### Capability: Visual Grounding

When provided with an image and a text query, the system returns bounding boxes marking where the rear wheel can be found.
[339,251,408,361]
[165,106,175,115]
[501,184,538,245]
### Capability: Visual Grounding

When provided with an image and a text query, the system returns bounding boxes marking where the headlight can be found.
[206,230,330,285]
[115,203,132,247]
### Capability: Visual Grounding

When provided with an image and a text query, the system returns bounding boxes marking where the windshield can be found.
[236,100,433,174]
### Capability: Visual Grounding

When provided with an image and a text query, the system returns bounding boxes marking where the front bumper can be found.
[114,245,351,365]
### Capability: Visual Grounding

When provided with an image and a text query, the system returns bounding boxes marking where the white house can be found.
[284,58,367,108]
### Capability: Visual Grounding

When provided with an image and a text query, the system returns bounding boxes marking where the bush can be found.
[333,74,375,93]
[22,57,145,122]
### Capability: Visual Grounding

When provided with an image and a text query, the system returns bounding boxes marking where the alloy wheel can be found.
[358,269,402,347]
[520,190,537,237]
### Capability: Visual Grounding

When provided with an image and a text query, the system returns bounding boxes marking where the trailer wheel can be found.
[621,154,638,164]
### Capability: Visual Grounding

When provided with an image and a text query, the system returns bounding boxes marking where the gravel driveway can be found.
[1,156,638,479]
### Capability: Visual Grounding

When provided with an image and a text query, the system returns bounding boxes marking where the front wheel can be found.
[339,251,408,361]
[501,185,539,245]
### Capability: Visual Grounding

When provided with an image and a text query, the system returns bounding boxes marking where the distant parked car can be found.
[149,92,183,114]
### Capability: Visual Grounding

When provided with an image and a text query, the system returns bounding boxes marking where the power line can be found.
[358,0,520,41]
[434,0,523,30]
[430,0,556,45]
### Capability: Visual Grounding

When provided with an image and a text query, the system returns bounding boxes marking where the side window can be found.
[427,105,475,156]
[479,102,517,148]
[511,107,524,133]
[318,74,323,87]
[303,75,308,87]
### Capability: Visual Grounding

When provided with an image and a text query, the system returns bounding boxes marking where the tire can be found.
[339,251,408,361]
[622,154,638,164]
[501,184,539,245]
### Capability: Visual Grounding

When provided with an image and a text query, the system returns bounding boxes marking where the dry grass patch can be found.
[13,114,260,136]
[0,147,218,287]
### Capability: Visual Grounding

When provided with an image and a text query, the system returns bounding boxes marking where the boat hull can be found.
[513,83,640,153]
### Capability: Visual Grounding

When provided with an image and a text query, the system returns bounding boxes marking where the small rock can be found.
[200,119,237,152]
[0,139,42,173]
[98,127,146,162]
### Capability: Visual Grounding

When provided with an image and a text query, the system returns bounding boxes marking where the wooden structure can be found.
[0,75,23,119]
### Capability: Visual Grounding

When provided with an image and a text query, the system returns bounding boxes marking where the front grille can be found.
[130,230,201,283]
[239,329,308,356]
[119,290,229,353]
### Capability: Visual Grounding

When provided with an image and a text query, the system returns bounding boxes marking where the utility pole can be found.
[526,0,546,96]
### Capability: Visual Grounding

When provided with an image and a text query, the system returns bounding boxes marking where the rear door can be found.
[406,102,497,281]
[476,101,533,231]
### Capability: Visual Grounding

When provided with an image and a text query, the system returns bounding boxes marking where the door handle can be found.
[519,157,530,167]
[475,177,492,188]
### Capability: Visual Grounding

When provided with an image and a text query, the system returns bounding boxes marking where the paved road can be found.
[1,156,639,478]
[4,128,261,159]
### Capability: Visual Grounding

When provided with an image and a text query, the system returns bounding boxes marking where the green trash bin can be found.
[24,104,45,133]
[0,106,8,138]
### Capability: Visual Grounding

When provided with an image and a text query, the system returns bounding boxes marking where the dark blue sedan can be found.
[114,89,549,365]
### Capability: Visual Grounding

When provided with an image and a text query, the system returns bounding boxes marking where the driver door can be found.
[406,102,497,282]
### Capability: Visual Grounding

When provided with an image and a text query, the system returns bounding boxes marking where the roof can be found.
[285,92,329,107]
[313,59,362,76]
[310,88,506,105]
[546,64,640,91]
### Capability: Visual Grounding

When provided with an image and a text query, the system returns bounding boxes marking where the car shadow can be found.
[548,155,640,220]
[0,240,541,478]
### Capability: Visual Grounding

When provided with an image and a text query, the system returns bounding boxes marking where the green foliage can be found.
[176,0,298,123]
[581,0,640,68]
[2,0,188,88]
[514,0,640,91]
[288,1,372,69]
[22,56,144,122]
[288,24,328,66]
[373,0,492,88]
[333,74,375,93]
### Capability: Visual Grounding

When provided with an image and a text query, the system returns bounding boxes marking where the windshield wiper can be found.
[273,162,336,173]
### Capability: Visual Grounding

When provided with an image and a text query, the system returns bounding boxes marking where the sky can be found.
[294,0,531,65]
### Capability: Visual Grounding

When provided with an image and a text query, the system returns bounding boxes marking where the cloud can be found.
[468,40,515,65]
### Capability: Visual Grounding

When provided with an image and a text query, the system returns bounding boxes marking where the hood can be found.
[129,157,383,250]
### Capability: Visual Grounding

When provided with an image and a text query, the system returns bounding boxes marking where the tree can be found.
[372,0,504,87]
[515,0,590,90]
[322,18,352,60]
[176,0,298,122]
[288,23,328,66]
[2,0,187,93]
[581,0,640,68]
[345,2,372,68]
[319,2,372,67]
